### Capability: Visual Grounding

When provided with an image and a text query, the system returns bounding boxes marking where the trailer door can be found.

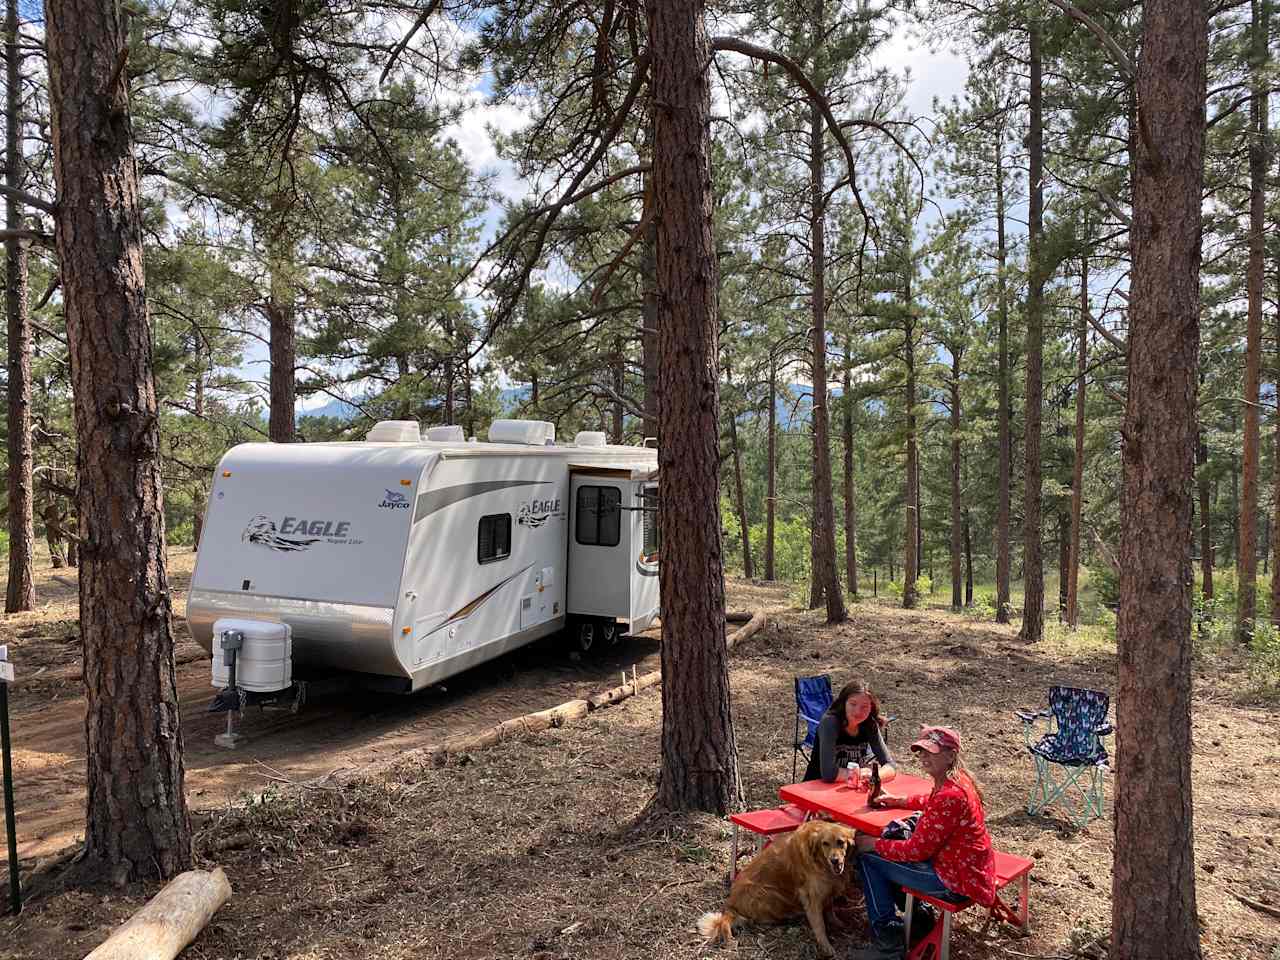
[566,474,629,620]
[630,481,660,632]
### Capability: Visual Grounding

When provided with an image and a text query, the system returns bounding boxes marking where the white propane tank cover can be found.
[574,431,608,447]
[211,618,292,693]
[366,420,421,443]
[425,425,465,442]
[488,419,556,445]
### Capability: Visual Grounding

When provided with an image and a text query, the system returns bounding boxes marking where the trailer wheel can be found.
[598,620,621,647]
[573,620,596,655]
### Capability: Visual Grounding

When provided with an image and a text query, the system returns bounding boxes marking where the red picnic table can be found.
[777,773,1033,960]
[778,772,936,834]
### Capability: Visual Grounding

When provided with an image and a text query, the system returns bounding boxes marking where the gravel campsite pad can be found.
[1,555,1277,959]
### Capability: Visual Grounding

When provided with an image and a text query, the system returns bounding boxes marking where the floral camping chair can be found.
[1016,685,1113,827]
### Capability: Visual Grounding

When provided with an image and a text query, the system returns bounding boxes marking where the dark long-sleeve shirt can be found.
[804,713,893,782]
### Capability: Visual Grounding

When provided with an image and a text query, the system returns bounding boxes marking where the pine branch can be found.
[0,182,55,213]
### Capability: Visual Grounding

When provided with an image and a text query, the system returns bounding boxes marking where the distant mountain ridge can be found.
[296,383,825,429]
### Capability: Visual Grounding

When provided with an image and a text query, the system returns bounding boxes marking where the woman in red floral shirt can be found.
[848,725,996,960]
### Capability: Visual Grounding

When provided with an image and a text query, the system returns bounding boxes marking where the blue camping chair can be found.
[793,675,834,782]
[1016,685,1113,827]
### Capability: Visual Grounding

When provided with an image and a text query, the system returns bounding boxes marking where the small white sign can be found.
[0,661,13,683]
[0,644,7,661]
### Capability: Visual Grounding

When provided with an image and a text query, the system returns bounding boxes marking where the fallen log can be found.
[726,611,767,650]
[83,867,231,960]
[437,698,592,755]
[725,611,753,624]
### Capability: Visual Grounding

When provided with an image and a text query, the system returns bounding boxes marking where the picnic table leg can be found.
[1019,872,1030,929]
[729,824,739,882]
[939,910,953,960]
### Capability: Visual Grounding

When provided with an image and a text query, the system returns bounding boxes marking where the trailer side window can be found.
[478,513,512,564]
[576,485,621,547]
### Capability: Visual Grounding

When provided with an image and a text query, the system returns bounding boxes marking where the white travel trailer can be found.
[188,419,660,711]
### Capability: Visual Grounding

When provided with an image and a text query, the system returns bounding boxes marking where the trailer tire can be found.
[598,619,621,647]
[572,619,596,655]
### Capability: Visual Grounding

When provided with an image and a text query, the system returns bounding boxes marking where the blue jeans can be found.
[857,854,965,933]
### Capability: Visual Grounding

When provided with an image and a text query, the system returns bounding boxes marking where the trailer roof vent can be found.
[366,420,421,443]
[488,419,556,446]
[425,425,465,443]
[574,431,607,447]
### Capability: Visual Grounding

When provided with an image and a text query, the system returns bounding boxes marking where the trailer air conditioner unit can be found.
[425,425,465,442]
[574,431,607,447]
[488,419,555,446]
[366,420,421,443]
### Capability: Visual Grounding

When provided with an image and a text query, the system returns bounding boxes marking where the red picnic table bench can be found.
[772,774,1034,960]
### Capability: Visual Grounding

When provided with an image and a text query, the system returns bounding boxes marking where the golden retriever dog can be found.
[698,819,857,957]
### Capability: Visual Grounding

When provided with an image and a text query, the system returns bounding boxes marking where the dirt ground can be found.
[1,557,1278,960]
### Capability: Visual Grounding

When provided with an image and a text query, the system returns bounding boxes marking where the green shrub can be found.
[1089,563,1119,608]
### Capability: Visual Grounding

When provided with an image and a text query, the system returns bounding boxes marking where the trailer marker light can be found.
[402,626,412,635]
[400,479,412,486]
[222,470,232,477]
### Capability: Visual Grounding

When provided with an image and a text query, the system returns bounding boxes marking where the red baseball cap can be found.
[910,725,962,754]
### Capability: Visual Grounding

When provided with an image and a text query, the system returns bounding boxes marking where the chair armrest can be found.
[1015,709,1052,749]
[1094,722,1114,737]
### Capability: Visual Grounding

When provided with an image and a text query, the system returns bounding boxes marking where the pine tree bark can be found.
[1236,0,1268,643]
[765,358,777,581]
[1273,289,1280,622]
[1113,0,1206,950]
[1066,257,1088,628]
[45,0,192,882]
[807,82,846,624]
[842,338,858,597]
[266,252,295,443]
[949,348,963,611]
[650,0,739,813]
[963,508,974,606]
[903,307,919,609]
[642,167,660,443]
[1020,21,1046,642]
[1198,428,1213,599]
[4,0,34,613]
[994,122,1012,624]
[611,346,625,443]
[727,377,753,580]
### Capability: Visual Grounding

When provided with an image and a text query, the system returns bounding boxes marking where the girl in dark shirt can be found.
[804,678,898,784]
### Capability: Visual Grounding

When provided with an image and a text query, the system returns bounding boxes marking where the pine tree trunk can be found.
[963,509,974,606]
[4,0,34,613]
[45,0,192,882]
[950,350,963,611]
[1273,290,1280,622]
[267,253,295,443]
[611,346,625,443]
[728,391,753,580]
[1198,429,1213,598]
[1236,0,1268,643]
[1230,407,1239,566]
[650,0,739,813]
[843,339,858,597]
[765,360,777,581]
[1020,22,1046,642]
[1058,513,1069,620]
[642,166,660,443]
[994,124,1012,624]
[1113,0,1206,950]
[806,70,845,624]
[1066,258,1088,628]
[903,308,918,609]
